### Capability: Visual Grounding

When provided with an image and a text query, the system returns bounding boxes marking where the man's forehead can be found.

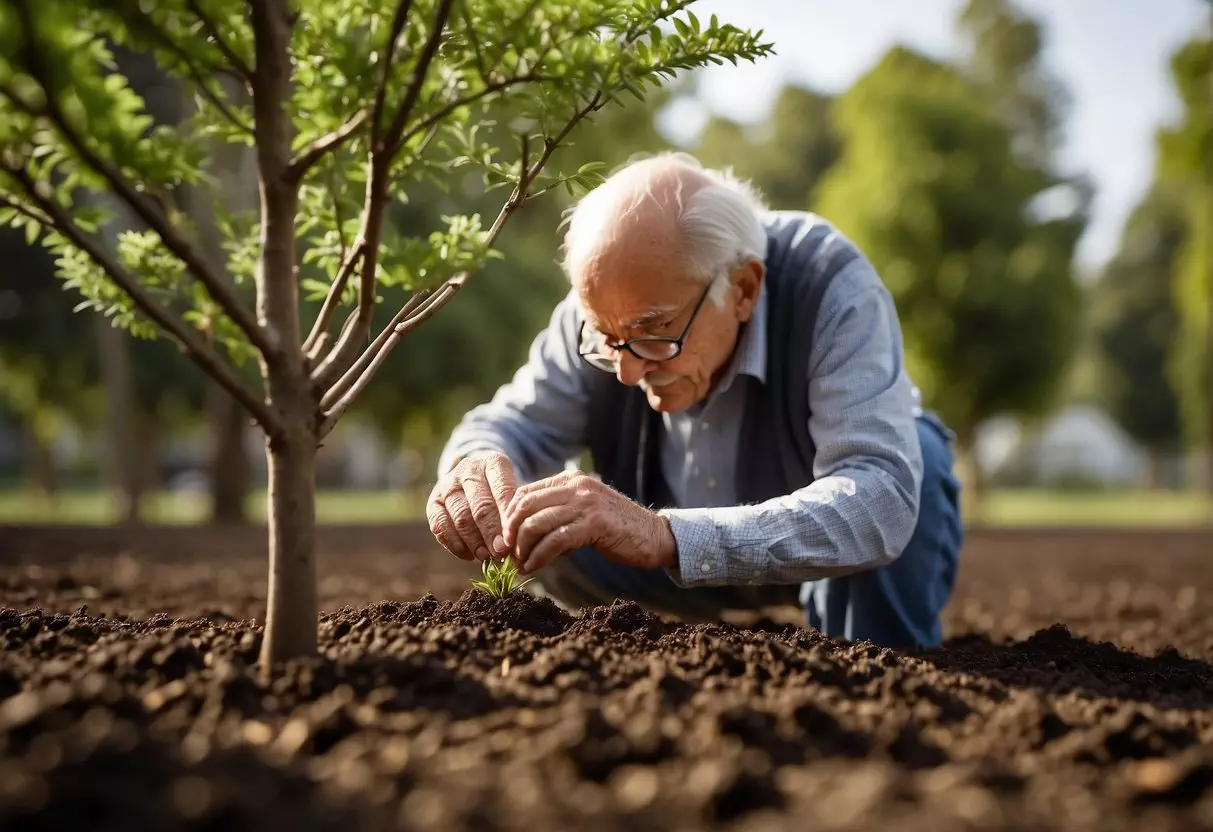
[577,283,681,332]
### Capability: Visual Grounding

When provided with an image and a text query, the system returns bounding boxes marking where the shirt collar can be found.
[705,280,768,403]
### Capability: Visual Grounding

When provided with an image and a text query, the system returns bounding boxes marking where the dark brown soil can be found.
[1,525,1212,831]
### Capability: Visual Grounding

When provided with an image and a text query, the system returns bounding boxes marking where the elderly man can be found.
[428,153,963,649]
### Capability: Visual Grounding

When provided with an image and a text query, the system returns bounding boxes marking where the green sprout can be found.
[470,556,534,598]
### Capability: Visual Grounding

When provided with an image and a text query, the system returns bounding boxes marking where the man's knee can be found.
[805,414,962,649]
[914,413,963,582]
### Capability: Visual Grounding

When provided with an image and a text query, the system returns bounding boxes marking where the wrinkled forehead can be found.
[575,260,696,336]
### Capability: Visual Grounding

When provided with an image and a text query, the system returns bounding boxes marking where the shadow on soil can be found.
[913,623,1213,710]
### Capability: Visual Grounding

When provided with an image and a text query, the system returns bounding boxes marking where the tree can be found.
[1156,28,1213,492]
[1090,186,1187,483]
[814,46,1087,512]
[955,0,1069,167]
[0,0,772,669]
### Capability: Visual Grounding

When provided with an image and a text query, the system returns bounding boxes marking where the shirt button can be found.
[707,478,717,489]
[701,422,710,431]
[700,561,713,573]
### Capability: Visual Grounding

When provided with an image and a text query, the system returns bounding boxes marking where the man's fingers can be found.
[443,487,490,561]
[426,495,472,560]
[513,504,581,565]
[506,469,577,513]
[503,484,578,548]
[520,518,590,575]
[483,455,519,518]
[457,469,505,556]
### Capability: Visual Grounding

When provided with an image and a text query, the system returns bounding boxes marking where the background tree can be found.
[814,45,1087,514]
[0,0,771,669]
[1090,186,1187,485]
[1156,28,1213,493]
[955,0,1068,167]
[694,83,840,210]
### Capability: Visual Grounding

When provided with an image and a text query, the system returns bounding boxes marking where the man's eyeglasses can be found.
[577,282,713,373]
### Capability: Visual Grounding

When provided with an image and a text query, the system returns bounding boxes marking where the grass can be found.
[0,486,1209,528]
[970,488,1212,528]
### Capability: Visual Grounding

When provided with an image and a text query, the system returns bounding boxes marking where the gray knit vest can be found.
[585,212,860,508]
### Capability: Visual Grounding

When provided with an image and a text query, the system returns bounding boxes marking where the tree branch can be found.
[459,5,488,83]
[314,92,606,438]
[383,0,457,149]
[6,167,281,436]
[0,190,53,226]
[186,0,253,84]
[307,1,454,391]
[372,0,415,144]
[301,118,439,369]
[248,0,301,372]
[285,109,369,185]
[301,237,366,358]
[317,289,430,411]
[393,72,555,152]
[126,3,254,135]
[316,291,437,438]
[9,2,276,359]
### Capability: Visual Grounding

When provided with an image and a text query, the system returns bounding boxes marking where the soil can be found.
[1,525,1212,831]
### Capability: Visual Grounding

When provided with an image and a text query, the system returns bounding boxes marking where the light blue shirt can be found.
[438,213,925,588]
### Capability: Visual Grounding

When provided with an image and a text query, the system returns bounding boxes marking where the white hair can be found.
[560,152,768,308]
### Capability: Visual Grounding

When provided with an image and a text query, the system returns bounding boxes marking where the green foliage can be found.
[1090,186,1186,450]
[470,555,534,598]
[815,45,1086,444]
[1156,33,1212,451]
[956,0,1068,165]
[352,69,675,448]
[0,0,772,400]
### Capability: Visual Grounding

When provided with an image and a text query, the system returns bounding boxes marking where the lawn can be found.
[0,486,1209,527]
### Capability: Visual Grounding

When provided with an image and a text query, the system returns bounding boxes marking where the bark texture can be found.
[251,0,314,669]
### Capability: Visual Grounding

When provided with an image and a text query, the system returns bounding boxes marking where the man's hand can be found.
[427,452,518,562]
[501,470,677,576]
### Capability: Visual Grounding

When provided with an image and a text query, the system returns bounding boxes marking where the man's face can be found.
[577,255,763,413]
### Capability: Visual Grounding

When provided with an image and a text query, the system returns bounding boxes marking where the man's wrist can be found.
[651,511,678,570]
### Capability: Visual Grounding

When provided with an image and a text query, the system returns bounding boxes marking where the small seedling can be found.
[471,556,534,598]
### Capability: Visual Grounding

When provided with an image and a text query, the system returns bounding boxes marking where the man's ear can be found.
[733,259,765,322]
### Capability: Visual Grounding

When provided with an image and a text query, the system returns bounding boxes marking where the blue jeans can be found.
[529,414,963,649]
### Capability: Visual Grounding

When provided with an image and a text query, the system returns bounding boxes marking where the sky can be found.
[655,0,1211,274]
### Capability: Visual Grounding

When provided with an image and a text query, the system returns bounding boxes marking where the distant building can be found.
[978,404,1169,489]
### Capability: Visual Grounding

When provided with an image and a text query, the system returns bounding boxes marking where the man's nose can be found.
[616,351,652,387]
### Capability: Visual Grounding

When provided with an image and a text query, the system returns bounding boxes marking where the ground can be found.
[0,524,1211,831]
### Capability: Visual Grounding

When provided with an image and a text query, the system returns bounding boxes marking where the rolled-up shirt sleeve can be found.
[437,291,593,484]
[660,262,924,587]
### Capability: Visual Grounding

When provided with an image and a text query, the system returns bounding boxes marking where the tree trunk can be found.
[28,428,56,500]
[252,0,313,671]
[96,319,143,526]
[1145,446,1165,490]
[956,431,984,525]
[258,411,317,670]
[208,386,251,524]
[1206,15,1213,502]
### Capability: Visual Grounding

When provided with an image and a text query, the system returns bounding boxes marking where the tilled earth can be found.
[1,525,1212,831]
